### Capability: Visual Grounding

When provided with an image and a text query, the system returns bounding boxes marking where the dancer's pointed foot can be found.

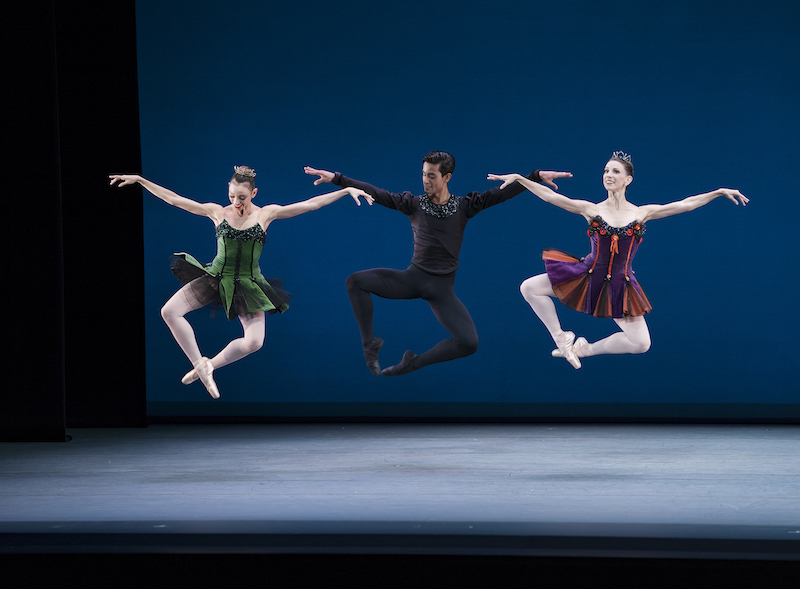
[194,357,220,398]
[552,336,588,361]
[554,331,581,369]
[381,350,417,376]
[181,367,199,385]
[363,337,384,376]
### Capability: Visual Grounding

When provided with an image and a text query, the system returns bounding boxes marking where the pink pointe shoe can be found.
[552,336,588,363]
[193,357,219,399]
[181,367,199,385]
[553,331,581,369]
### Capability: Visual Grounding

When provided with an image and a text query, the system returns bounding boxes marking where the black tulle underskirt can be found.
[170,256,291,320]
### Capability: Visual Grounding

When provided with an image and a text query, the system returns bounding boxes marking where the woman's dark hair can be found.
[231,165,256,190]
[422,150,455,176]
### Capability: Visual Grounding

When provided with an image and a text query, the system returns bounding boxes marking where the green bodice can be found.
[207,221,266,279]
[177,220,288,316]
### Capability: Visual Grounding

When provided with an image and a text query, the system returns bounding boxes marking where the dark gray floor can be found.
[1,423,798,560]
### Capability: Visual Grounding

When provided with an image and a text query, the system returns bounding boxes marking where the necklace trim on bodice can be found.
[215,219,266,244]
[419,194,459,218]
[587,216,646,239]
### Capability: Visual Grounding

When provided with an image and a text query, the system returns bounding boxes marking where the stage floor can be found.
[1,423,798,561]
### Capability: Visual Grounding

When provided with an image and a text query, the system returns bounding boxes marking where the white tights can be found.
[160,283,266,372]
[519,273,651,357]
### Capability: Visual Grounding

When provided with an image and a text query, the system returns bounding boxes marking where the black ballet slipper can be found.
[381,350,417,377]
[363,337,384,376]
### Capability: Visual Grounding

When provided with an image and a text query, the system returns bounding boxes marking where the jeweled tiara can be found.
[611,151,631,162]
[233,165,256,178]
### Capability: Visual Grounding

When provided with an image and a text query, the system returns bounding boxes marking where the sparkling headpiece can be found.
[233,165,256,178]
[611,151,631,163]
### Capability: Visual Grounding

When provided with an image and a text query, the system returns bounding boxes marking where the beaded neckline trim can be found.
[419,194,459,218]
[215,219,266,244]
[587,216,646,239]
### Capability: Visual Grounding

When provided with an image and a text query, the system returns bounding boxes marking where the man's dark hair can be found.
[422,150,455,176]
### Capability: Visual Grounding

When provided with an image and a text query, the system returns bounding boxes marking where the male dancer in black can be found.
[305,152,571,376]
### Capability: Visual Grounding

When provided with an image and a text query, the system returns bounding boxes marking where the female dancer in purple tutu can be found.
[488,152,748,369]
[110,166,372,397]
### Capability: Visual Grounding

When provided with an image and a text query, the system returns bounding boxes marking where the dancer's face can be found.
[228,179,257,216]
[422,162,451,198]
[602,160,632,192]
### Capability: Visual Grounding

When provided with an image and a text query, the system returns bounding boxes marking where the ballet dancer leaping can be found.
[110,166,372,397]
[305,151,572,376]
[488,151,748,369]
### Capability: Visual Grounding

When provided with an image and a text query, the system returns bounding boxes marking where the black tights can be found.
[345,265,479,371]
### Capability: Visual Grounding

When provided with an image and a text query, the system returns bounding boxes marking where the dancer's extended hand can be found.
[539,170,573,190]
[109,174,140,187]
[304,166,334,185]
[347,187,374,206]
[719,188,749,206]
[487,171,573,191]
[487,173,521,190]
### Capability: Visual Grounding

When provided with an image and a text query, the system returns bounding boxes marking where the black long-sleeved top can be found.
[333,171,540,275]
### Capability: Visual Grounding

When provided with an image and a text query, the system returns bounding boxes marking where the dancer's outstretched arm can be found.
[260,186,373,224]
[109,174,223,219]
[487,173,594,219]
[304,165,414,212]
[638,189,748,222]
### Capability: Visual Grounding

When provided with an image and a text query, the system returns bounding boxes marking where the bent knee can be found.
[457,338,479,357]
[520,276,549,300]
[160,305,177,322]
[241,338,264,355]
[345,272,361,291]
[632,338,651,354]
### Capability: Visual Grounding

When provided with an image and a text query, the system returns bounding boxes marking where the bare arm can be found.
[487,173,595,219]
[109,174,223,220]
[638,188,748,223]
[260,186,373,224]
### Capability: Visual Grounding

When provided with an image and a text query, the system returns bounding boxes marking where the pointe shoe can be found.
[194,357,220,399]
[552,336,588,360]
[181,367,199,385]
[363,337,384,376]
[381,350,417,376]
[554,331,581,369]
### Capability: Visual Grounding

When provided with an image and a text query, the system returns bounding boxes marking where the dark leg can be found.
[346,268,419,344]
[415,293,478,368]
[346,267,420,374]
[382,273,479,376]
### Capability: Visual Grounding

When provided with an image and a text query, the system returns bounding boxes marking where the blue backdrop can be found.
[136,0,799,418]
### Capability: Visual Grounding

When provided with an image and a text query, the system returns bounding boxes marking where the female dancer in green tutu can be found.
[110,166,372,397]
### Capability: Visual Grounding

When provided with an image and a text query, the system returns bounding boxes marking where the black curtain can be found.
[2,0,146,440]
